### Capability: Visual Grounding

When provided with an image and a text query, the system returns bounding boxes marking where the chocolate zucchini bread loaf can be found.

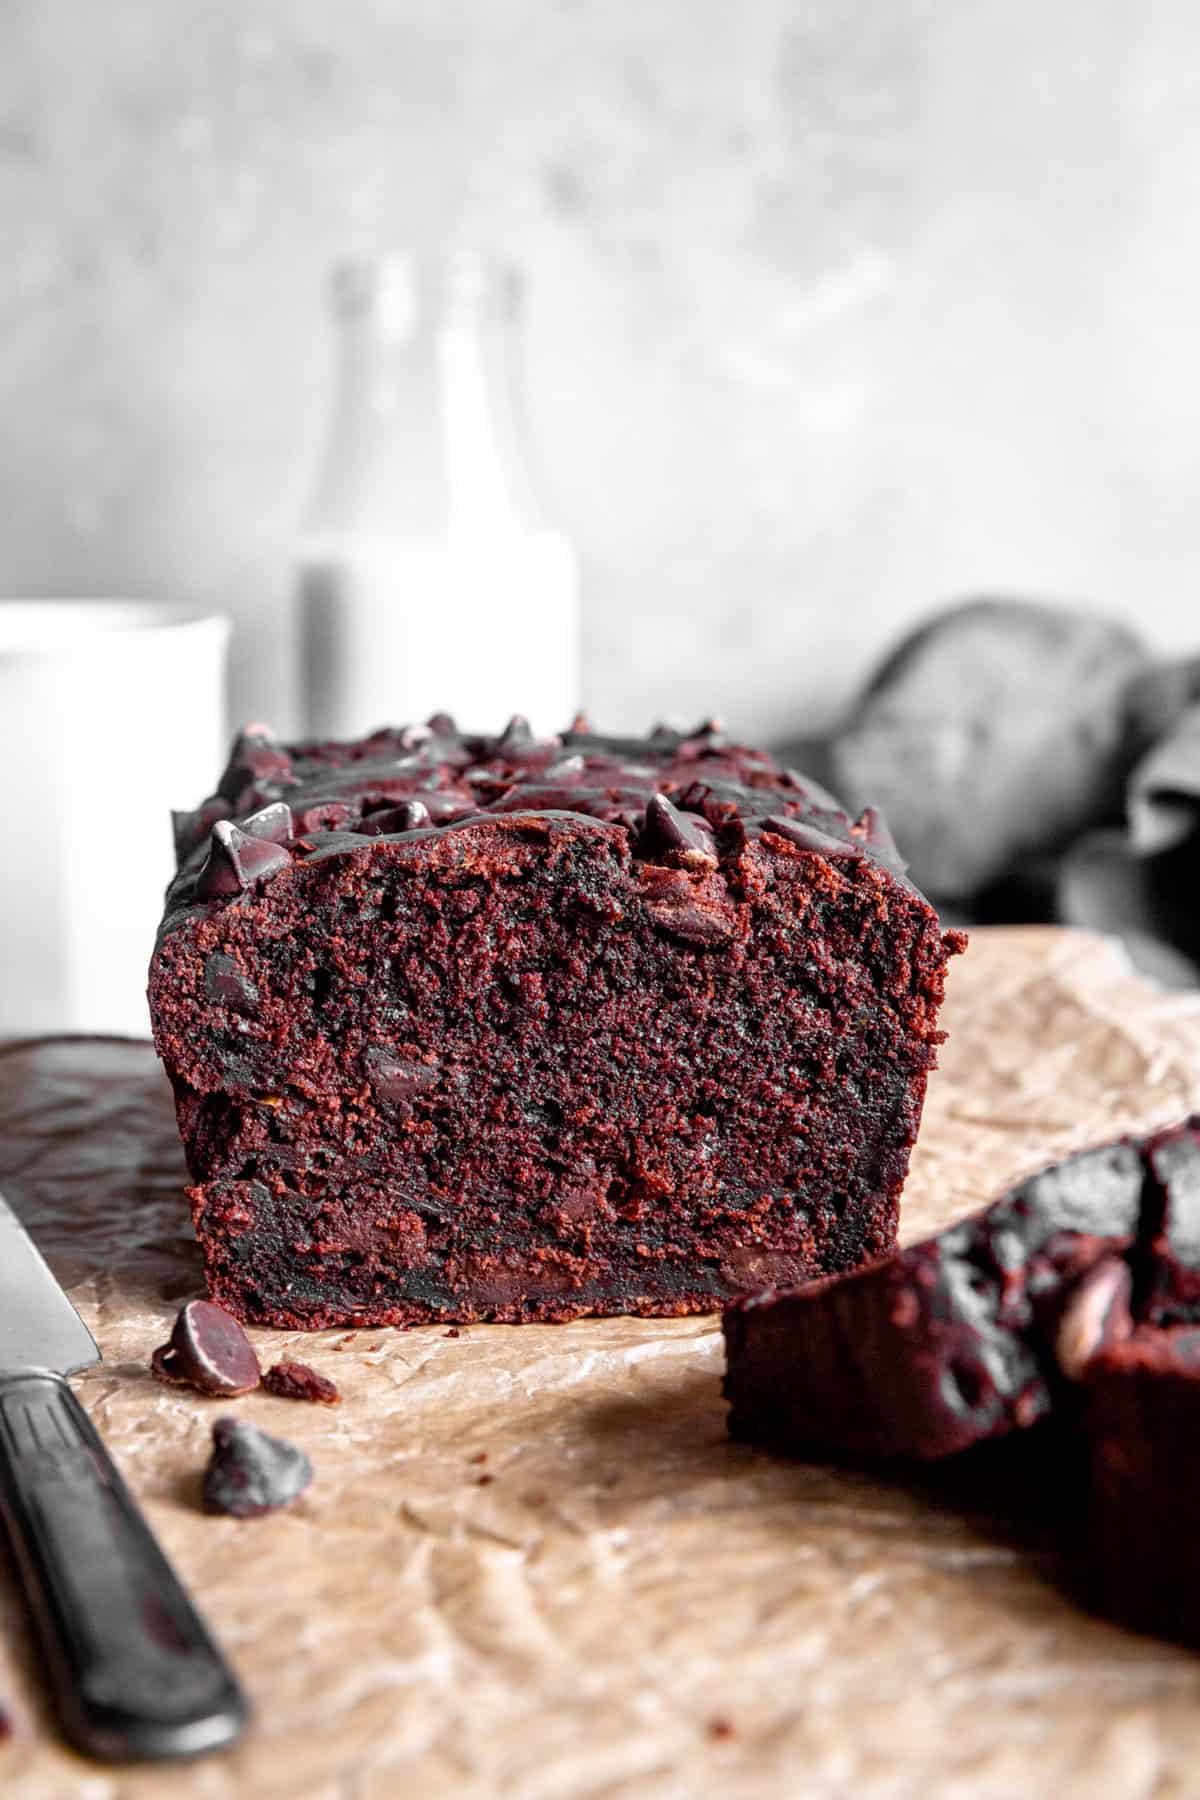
[149,716,965,1327]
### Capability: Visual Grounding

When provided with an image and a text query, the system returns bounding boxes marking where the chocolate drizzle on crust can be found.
[165,716,917,929]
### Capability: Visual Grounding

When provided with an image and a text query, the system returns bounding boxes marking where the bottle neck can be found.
[305,257,549,546]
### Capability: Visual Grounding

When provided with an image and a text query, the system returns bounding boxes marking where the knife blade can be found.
[0,1189,100,1376]
[0,1186,250,1761]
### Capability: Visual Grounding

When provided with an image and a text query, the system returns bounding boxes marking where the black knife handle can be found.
[0,1371,249,1761]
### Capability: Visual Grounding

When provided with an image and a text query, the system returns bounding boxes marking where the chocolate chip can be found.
[204,953,260,1016]
[359,799,432,836]
[154,1299,262,1397]
[762,814,863,859]
[643,793,719,869]
[195,821,292,900]
[262,1361,341,1405]
[540,754,586,781]
[239,801,294,846]
[202,1418,312,1518]
[495,714,534,753]
[395,798,433,831]
[172,798,231,861]
[150,1343,190,1386]
[641,866,736,944]
[366,1048,440,1111]
[294,802,355,835]
[854,805,907,874]
[217,725,292,803]
[1055,1256,1134,1380]
[424,790,477,822]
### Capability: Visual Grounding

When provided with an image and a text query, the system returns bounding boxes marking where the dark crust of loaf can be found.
[149,714,965,1328]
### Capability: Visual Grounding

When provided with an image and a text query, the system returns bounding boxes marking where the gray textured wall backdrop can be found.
[1,0,1198,740]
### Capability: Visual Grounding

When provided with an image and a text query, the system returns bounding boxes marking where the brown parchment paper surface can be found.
[4,927,1200,1799]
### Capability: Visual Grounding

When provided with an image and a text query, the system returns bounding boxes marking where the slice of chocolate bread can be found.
[722,1119,1200,1461]
[1083,1324,1200,1645]
[149,716,964,1327]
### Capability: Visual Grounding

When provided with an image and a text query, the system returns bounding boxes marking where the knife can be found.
[0,1187,249,1760]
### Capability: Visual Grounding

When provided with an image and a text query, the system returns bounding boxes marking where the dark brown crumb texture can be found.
[149,714,964,1328]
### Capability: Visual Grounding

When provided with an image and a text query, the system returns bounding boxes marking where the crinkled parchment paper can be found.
[4,927,1200,1800]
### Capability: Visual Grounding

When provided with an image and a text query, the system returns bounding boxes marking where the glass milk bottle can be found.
[297,254,580,739]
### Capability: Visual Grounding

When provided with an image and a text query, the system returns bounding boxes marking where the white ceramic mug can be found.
[0,602,230,1038]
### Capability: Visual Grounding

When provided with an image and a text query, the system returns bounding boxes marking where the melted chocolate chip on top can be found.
[166,715,911,929]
